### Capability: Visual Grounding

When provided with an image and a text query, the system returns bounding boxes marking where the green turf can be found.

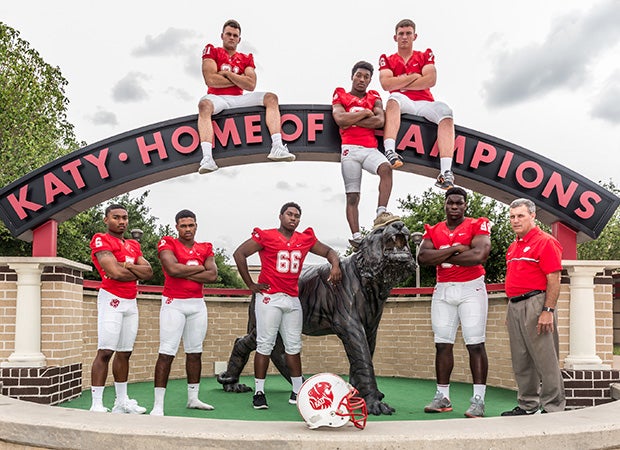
[58,375,517,422]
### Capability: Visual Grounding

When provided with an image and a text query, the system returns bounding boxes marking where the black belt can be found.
[508,290,545,303]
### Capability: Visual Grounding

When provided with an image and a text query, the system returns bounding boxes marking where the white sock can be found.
[188,383,199,402]
[255,378,265,393]
[437,384,450,399]
[200,141,213,158]
[352,231,362,240]
[376,206,387,217]
[291,376,303,394]
[114,382,128,402]
[91,386,105,406]
[440,157,452,173]
[271,133,283,147]
[473,384,486,400]
[384,138,396,152]
[153,387,166,409]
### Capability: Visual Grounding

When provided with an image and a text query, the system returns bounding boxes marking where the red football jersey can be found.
[90,233,143,299]
[251,227,318,297]
[423,217,490,283]
[332,87,381,148]
[158,236,214,299]
[505,227,563,297]
[378,49,435,102]
[202,44,256,96]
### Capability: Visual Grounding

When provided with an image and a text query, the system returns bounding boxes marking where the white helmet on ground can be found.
[296,373,368,430]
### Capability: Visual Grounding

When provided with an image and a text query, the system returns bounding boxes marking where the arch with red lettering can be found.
[0,105,617,244]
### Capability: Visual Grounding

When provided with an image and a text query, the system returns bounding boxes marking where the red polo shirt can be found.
[505,226,562,297]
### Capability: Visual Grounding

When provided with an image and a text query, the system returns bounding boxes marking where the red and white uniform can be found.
[158,236,214,299]
[332,88,381,148]
[378,49,435,102]
[505,226,563,297]
[202,44,255,96]
[90,233,143,299]
[252,227,317,297]
[423,217,490,283]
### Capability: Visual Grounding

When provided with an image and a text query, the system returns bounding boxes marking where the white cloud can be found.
[112,72,150,103]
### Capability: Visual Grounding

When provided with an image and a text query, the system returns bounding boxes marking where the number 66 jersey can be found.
[251,227,317,297]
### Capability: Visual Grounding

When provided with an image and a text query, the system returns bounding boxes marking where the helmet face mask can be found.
[297,373,368,430]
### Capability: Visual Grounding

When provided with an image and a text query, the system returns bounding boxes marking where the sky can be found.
[3,0,620,264]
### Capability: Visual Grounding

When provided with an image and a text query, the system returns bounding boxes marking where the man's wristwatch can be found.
[542,306,555,313]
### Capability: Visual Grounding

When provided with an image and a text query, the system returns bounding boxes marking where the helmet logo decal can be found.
[307,381,334,410]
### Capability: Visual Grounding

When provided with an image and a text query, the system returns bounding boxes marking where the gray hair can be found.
[509,198,536,214]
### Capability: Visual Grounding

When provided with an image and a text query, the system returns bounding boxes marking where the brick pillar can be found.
[0,257,91,405]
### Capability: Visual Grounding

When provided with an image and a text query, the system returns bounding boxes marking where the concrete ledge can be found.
[1,395,620,449]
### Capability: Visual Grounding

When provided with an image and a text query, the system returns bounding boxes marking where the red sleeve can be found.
[90,233,113,253]
[251,227,266,246]
[300,227,318,246]
[378,53,390,71]
[332,87,346,105]
[202,43,216,60]
[202,242,215,258]
[244,53,256,69]
[128,239,143,258]
[423,48,435,66]
[472,217,491,236]
[539,238,563,275]
[422,223,434,241]
[157,236,175,255]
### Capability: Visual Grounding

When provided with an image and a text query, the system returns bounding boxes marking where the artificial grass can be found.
[58,375,517,422]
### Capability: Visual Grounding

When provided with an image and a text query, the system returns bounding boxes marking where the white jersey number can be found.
[276,250,302,274]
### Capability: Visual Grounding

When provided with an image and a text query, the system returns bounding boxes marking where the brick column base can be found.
[0,364,82,405]
[563,369,620,409]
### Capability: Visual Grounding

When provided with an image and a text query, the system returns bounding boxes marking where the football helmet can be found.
[297,373,368,430]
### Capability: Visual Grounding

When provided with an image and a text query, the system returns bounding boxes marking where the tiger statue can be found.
[217,219,415,415]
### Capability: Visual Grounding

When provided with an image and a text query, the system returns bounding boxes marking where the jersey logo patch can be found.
[263,296,270,304]
[110,299,120,308]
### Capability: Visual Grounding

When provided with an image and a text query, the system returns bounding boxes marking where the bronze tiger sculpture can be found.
[217,219,415,415]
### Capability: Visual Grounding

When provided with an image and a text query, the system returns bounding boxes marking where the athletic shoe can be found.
[289,392,297,405]
[434,170,455,190]
[501,406,540,416]
[253,391,269,409]
[348,235,363,251]
[149,407,164,416]
[384,149,403,169]
[89,404,109,413]
[424,391,453,413]
[112,398,147,414]
[187,398,215,410]
[198,156,218,174]
[372,212,401,230]
[464,394,485,418]
[267,143,296,162]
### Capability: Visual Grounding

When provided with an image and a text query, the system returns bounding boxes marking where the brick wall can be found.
[0,266,17,361]
[613,273,620,345]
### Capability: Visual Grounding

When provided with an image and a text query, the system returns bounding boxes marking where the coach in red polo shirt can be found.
[501,198,566,416]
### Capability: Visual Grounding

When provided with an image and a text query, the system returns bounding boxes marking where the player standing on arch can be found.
[233,202,342,409]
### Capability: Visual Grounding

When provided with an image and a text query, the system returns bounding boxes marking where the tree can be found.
[578,180,620,261]
[0,22,82,253]
[397,188,514,286]
[0,22,81,186]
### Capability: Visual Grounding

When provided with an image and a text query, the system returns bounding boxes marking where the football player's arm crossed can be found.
[233,239,269,293]
[417,238,470,267]
[221,66,257,92]
[96,251,152,281]
[202,58,234,89]
[332,103,374,130]
[159,249,217,284]
[310,241,342,285]
[445,234,491,267]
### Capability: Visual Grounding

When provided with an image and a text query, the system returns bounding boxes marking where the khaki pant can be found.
[506,292,566,412]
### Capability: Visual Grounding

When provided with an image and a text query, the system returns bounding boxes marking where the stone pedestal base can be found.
[0,364,82,405]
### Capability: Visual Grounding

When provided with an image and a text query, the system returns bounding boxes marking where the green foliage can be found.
[212,249,245,288]
[578,180,620,261]
[0,22,81,187]
[397,188,514,286]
